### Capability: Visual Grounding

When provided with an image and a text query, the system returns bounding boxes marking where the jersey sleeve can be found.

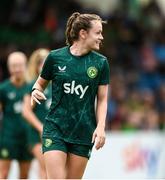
[40,52,53,80]
[99,58,110,85]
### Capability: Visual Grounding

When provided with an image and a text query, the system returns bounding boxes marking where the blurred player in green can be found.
[31,12,110,179]
[0,52,32,179]
[22,49,51,178]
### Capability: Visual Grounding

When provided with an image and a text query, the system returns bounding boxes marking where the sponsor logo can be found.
[63,81,88,99]
[58,66,66,72]
[13,101,22,113]
[7,92,16,99]
[87,67,98,78]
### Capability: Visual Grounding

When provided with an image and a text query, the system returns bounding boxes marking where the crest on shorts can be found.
[45,138,52,147]
[87,67,98,78]
[1,148,9,158]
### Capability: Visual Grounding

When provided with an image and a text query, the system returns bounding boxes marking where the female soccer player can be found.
[31,12,110,179]
[0,52,32,179]
[22,49,51,178]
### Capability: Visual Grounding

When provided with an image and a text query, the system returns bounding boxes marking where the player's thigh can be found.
[18,160,31,179]
[42,136,69,178]
[0,144,17,178]
[0,159,11,178]
[32,143,45,168]
[66,143,92,179]
[44,150,67,179]
[66,153,88,179]
[32,143,42,162]
[31,143,47,178]
[17,141,33,178]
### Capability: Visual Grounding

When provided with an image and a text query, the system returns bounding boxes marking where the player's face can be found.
[85,20,103,51]
[8,54,26,79]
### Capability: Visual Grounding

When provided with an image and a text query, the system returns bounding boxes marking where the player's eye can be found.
[96,31,102,35]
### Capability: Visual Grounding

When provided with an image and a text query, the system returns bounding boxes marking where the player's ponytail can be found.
[65,12,105,46]
[65,12,80,45]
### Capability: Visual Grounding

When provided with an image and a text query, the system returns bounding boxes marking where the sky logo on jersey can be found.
[14,101,23,113]
[63,81,89,99]
[87,66,98,78]
[58,66,66,72]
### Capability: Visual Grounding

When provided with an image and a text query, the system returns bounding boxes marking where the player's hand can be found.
[92,126,106,150]
[31,89,47,106]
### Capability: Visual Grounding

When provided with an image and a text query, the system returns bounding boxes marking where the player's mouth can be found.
[96,40,102,47]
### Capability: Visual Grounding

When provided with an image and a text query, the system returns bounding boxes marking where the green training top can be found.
[0,79,29,141]
[40,46,110,145]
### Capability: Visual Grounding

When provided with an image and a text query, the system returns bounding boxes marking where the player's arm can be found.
[22,94,43,133]
[31,76,49,106]
[31,51,53,106]
[92,84,109,150]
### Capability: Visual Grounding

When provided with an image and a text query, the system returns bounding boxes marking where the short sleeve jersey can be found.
[40,46,110,145]
[0,79,29,140]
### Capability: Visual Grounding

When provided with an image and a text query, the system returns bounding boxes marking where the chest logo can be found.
[58,66,66,72]
[63,81,89,99]
[87,67,98,78]
[13,101,23,113]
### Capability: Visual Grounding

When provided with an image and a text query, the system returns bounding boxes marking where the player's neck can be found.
[10,76,26,87]
[70,42,90,56]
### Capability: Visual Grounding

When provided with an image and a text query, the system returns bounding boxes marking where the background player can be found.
[0,52,32,179]
[22,48,51,178]
[31,12,110,179]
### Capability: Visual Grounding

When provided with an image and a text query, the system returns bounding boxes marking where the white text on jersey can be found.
[63,81,89,99]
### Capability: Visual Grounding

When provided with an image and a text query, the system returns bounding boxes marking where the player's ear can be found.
[79,29,88,40]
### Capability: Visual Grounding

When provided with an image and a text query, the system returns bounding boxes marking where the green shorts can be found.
[27,126,41,150]
[0,142,33,161]
[0,119,33,161]
[42,137,93,159]
[0,127,33,161]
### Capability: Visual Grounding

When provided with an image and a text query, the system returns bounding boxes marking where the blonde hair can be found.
[8,51,27,66]
[65,12,106,45]
[27,48,49,82]
[7,51,28,82]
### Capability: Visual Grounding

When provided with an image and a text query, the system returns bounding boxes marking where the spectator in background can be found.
[0,52,32,179]
[158,84,165,129]
[122,89,144,131]
[141,88,160,130]
[22,49,51,178]
[137,43,161,92]
[107,72,127,130]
